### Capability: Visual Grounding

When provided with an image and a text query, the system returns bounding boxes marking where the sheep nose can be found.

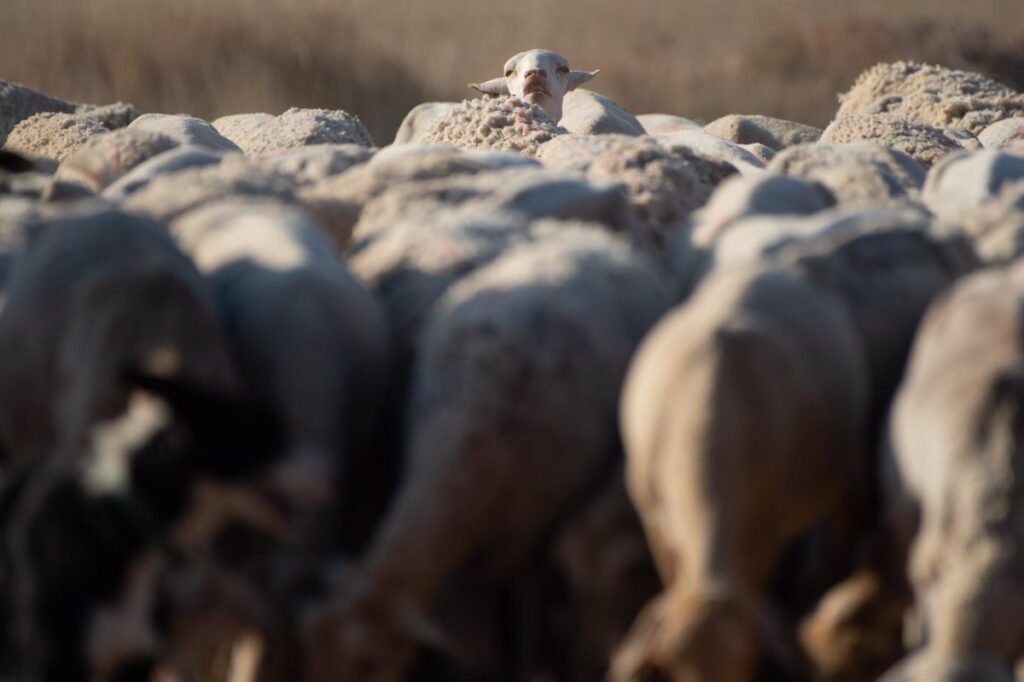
[525,69,546,78]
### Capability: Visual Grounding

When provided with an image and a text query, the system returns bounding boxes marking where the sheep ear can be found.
[468,78,509,96]
[567,69,599,91]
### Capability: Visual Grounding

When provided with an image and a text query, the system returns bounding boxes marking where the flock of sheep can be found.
[2,49,1024,682]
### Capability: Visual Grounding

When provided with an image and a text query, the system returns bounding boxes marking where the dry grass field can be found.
[1,0,1023,147]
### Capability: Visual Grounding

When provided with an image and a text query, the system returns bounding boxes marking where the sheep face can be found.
[469,49,598,121]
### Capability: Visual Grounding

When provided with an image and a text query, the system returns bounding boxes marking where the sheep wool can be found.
[424,97,566,156]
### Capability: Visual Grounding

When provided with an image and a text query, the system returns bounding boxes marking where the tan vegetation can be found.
[1,0,1023,142]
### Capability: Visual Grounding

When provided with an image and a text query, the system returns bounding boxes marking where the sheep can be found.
[211,107,375,156]
[922,149,1024,221]
[168,199,394,553]
[299,145,540,249]
[101,145,229,202]
[0,196,46,290]
[122,155,298,223]
[559,89,645,136]
[393,102,459,145]
[468,49,598,122]
[303,225,672,682]
[126,113,242,153]
[684,173,837,248]
[611,263,869,682]
[0,77,77,143]
[2,369,293,682]
[254,143,374,186]
[740,142,776,164]
[537,134,723,250]
[0,206,237,465]
[835,61,1024,135]
[703,114,823,151]
[0,151,56,200]
[73,102,140,131]
[949,179,1024,264]
[50,129,179,194]
[0,204,298,677]
[979,117,1024,151]
[767,142,927,208]
[422,96,566,156]
[547,467,661,681]
[820,114,966,168]
[879,262,1024,681]
[637,114,702,135]
[350,166,636,250]
[653,128,766,174]
[3,112,109,162]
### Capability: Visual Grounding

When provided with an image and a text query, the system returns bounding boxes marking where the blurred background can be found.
[2,0,1022,144]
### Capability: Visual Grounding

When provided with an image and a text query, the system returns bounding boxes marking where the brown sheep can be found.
[611,264,869,682]
[880,263,1024,681]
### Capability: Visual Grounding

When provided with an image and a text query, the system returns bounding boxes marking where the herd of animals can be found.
[2,48,1024,682]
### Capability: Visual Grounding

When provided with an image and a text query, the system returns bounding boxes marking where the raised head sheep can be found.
[303,225,671,682]
[611,264,868,682]
[880,262,1024,681]
[469,49,598,122]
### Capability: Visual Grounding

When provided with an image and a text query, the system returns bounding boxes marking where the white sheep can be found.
[4,112,109,162]
[51,129,179,194]
[767,142,927,208]
[836,61,1024,135]
[880,262,1024,681]
[469,49,598,122]
[559,89,645,136]
[922,149,1024,221]
[979,117,1024,151]
[126,113,241,153]
[612,263,868,682]
[537,134,722,250]
[303,225,672,682]
[704,114,823,151]
[211,107,374,156]
[422,96,566,156]
[820,114,966,168]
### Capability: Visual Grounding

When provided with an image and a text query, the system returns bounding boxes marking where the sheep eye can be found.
[557,66,569,74]
[505,70,514,77]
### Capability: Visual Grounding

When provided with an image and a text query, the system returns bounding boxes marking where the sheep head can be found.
[469,49,598,122]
